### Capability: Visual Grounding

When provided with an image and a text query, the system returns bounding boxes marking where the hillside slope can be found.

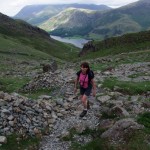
[40,7,95,35]
[79,29,150,58]
[90,0,150,39]
[0,13,79,61]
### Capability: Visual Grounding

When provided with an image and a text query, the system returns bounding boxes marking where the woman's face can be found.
[81,66,88,73]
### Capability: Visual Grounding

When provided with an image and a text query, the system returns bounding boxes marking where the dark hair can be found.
[80,62,90,73]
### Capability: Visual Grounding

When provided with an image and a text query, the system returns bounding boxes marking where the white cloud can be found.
[0,0,139,16]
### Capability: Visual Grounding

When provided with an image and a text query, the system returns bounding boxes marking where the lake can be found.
[51,35,89,48]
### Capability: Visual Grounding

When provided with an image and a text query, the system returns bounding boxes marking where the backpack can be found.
[77,70,94,85]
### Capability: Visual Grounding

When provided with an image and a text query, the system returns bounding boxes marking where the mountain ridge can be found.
[14,4,111,25]
[39,0,150,40]
[40,7,95,33]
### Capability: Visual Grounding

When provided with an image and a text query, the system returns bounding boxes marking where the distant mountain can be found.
[90,0,150,39]
[39,8,95,35]
[42,0,150,39]
[14,4,111,25]
[14,0,150,40]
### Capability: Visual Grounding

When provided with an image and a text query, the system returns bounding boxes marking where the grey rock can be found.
[56,98,64,106]
[3,127,10,132]
[111,106,130,117]
[51,111,57,119]
[101,118,143,142]
[7,115,14,121]
[1,109,11,115]
[9,121,14,126]
[38,95,52,100]
[0,99,7,107]
[0,91,5,99]
[98,119,115,130]
[131,96,139,102]
[0,136,7,144]
[97,95,111,103]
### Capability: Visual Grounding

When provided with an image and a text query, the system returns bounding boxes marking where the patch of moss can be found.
[0,134,41,150]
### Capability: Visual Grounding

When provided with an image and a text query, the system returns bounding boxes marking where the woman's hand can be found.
[91,79,96,97]
[92,90,96,97]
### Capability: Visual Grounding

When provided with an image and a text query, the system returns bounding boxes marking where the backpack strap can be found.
[88,70,94,84]
[76,70,81,78]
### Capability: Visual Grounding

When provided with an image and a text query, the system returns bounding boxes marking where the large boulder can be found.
[79,41,96,57]
[41,61,58,73]
[101,118,143,142]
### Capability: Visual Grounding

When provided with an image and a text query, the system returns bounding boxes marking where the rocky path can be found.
[0,61,149,149]
[39,83,101,150]
[38,62,150,150]
[39,105,100,150]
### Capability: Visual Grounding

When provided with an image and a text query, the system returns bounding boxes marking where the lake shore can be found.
[50,35,90,48]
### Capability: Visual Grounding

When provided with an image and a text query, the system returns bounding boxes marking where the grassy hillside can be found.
[119,0,150,28]
[90,14,142,40]
[78,30,150,59]
[0,34,51,60]
[0,13,80,61]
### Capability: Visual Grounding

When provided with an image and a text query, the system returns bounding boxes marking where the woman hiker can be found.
[74,62,96,117]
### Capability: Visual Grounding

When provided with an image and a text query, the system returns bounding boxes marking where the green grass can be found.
[124,131,150,150]
[18,36,79,61]
[137,112,150,133]
[0,76,53,99]
[76,49,150,68]
[70,126,150,150]
[80,46,150,61]
[61,127,77,141]
[0,134,41,150]
[102,77,150,95]
[128,73,150,78]
[71,138,113,150]
[78,29,150,60]
[70,128,113,150]
[0,63,13,72]
[145,98,150,101]
[70,128,115,150]
[22,88,52,100]
[0,32,79,62]
[110,131,150,150]
[101,112,117,119]
[0,77,30,93]
[87,51,150,73]
[0,34,52,60]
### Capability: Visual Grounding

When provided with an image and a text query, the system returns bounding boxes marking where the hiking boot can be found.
[87,100,90,109]
[79,110,87,117]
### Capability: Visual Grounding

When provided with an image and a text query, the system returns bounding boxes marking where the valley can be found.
[0,1,150,149]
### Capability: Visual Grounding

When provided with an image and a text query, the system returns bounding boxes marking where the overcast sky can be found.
[0,0,139,16]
